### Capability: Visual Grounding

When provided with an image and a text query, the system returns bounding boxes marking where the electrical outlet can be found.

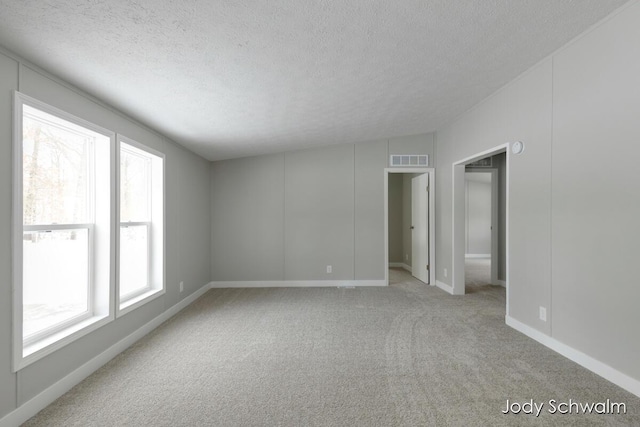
[179,281,184,293]
[326,265,332,274]
[444,268,448,278]
[539,306,547,322]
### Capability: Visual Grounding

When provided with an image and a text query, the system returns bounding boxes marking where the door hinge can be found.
[426,264,430,270]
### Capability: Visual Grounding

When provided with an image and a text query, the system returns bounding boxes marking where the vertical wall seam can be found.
[352,144,356,280]
[386,139,389,167]
[282,154,286,281]
[432,133,436,168]
[549,57,554,338]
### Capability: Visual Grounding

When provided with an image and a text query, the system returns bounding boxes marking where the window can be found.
[14,93,114,367]
[13,93,165,370]
[118,137,164,313]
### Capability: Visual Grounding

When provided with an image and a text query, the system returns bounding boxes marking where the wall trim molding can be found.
[465,254,491,259]
[435,280,454,295]
[210,280,386,288]
[505,315,640,399]
[0,283,212,427]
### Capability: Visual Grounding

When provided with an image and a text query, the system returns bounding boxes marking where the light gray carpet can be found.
[465,257,492,288]
[24,269,639,426]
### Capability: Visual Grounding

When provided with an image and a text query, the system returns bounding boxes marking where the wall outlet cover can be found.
[539,306,547,322]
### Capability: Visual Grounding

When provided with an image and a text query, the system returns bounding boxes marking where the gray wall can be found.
[211,134,434,282]
[465,175,491,255]
[435,1,640,383]
[550,2,640,382]
[387,174,403,263]
[210,154,285,281]
[0,51,211,418]
[285,145,355,280]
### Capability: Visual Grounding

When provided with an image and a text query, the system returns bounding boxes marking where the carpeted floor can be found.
[23,269,639,426]
[465,257,492,287]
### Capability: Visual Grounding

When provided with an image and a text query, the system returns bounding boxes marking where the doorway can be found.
[451,146,508,302]
[384,168,435,286]
[464,169,498,291]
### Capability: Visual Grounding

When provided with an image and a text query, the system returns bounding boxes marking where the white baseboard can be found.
[496,280,506,287]
[389,263,412,273]
[465,254,491,259]
[210,280,386,288]
[505,315,640,399]
[0,283,212,427]
[435,280,454,295]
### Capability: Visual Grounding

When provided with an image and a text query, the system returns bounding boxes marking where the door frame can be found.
[383,168,435,286]
[452,145,509,307]
[464,168,499,285]
[411,173,429,283]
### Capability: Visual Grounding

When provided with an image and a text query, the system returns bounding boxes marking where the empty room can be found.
[1,1,639,425]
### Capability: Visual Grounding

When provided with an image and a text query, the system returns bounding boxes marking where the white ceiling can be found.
[0,0,630,161]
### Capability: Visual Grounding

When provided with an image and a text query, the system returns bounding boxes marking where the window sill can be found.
[17,313,113,372]
[118,288,165,317]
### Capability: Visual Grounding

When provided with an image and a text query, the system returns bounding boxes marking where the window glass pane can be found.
[120,224,149,299]
[120,146,150,222]
[23,105,90,225]
[23,229,89,338]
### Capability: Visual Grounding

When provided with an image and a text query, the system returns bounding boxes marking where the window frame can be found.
[116,135,165,316]
[22,224,94,346]
[12,92,116,371]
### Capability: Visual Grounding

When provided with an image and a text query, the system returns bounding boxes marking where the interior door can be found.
[411,173,429,283]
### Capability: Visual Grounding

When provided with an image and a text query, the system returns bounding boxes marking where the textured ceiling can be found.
[0,0,631,160]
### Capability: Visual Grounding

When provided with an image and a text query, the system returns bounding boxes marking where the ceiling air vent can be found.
[390,155,428,167]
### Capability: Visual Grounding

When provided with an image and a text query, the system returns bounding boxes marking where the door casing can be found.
[383,168,435,286]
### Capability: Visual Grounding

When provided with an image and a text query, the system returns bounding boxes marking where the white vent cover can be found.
[390,154,428,167]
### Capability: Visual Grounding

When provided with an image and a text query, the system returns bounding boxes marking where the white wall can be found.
[465,175,492,256]
[0,50,212,419]
[211,134,435,282]
[435,1,640,385]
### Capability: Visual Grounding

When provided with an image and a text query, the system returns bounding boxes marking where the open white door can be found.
[411,173,429,283]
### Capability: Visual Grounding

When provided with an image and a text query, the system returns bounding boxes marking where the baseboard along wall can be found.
[506,316,640,399]
[435,280,454,295]
[210,280,386,288]
[0,283,211,427]
[388,263,412,273]
[3,281,638,427]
